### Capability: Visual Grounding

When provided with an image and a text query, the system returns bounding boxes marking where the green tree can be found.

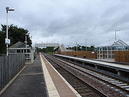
[0,24,32,54]
[67,45,95,51]
[0,31,6,54]
[36,47,55,54]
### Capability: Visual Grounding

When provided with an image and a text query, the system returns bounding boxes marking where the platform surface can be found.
[40,54,81,97]
[1,55,48,97]
[55,54,129,70]
[1,54,80,97]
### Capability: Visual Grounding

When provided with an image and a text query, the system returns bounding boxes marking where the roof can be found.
[9,41,26,48]
[97,40,129,51]
[112,40,129,47]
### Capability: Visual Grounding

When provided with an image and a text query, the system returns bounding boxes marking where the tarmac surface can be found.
[1,55,48,97]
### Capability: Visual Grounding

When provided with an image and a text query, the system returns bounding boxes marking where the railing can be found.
[24,53,34,64]
[0,54,25,91]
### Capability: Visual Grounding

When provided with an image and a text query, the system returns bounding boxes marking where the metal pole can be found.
[76,42,78,51]
[99,47,100,59]
[25,35,27,48]
[107,46,108,59]
[85,40,87,51]
[6,11,9,56]
[5,7,14,56]
[115,30,116,41]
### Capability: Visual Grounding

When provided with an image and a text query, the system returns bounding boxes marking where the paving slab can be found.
[1,55,48,97]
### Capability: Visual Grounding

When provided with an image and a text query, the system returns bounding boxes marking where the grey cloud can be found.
[0,0,129,46]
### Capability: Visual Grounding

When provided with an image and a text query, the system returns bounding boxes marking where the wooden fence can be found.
[114,51,129,63]
[58,51,97,59]
[58,51,129,63]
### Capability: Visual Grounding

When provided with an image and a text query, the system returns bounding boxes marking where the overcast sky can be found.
[0,0,129,46]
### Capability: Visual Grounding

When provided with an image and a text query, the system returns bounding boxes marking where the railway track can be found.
[56,56,129,91]
[44,54,129,97]
[56,56,129,90]
[44,54,105,97]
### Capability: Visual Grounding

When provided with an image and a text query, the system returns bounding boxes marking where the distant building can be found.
[8,41,35,64]
[97,40,129,61]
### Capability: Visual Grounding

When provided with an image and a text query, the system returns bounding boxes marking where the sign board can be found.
[5,38,11,45]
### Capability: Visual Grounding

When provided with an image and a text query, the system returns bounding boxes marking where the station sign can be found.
[5,38,11,45]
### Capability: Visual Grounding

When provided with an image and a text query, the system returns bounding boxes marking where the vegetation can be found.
[0,24,32,54]
[36,45,95,54]
[36,47,55,54]
[67,45,95,51]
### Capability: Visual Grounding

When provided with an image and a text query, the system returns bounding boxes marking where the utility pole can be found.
[76,42,78,51]
[114,25,120,42]
[115,29,116,41]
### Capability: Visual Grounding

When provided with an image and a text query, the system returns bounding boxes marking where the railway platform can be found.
[0,54,80,97]
[55,54,129,81]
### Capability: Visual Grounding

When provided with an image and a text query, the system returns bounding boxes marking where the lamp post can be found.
[5,7,15,56]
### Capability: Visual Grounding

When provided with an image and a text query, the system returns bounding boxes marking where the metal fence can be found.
[0,54,25,91]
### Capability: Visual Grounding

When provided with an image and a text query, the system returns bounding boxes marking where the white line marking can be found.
[40,54,60,97]
[43,55,82,97]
